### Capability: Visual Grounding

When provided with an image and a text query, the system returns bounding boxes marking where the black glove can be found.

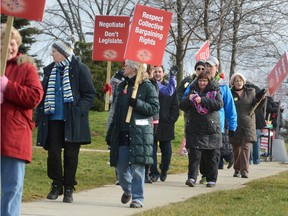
[228,130,236,137]
[169,65,179,76]
[129,98,137,107]
[256,88,266,100]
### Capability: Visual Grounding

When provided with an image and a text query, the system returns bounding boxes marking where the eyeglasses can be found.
[196,67,205,71]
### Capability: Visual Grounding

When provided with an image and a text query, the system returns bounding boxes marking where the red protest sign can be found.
[93,16,130,62]
[267,52,288,96]
[0,0,46,22]
[124,4,172,66]
[195,40,210,61]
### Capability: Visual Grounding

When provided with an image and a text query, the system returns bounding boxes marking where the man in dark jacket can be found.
[150,65,179,182]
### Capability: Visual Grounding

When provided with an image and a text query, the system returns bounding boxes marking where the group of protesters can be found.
[1,24,272,216]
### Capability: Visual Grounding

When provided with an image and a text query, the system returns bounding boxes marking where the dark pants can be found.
[188,148,219,183]
[218,153,233,169]
[150,140,172,176]
[47,120,80,187]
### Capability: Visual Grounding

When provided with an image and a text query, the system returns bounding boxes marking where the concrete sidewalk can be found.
[21,162,288,216]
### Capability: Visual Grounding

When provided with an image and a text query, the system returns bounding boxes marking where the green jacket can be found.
[106,77,159,167]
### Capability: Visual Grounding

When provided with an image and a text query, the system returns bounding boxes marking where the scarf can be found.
[191,91,217,115]
[44,57,74,114]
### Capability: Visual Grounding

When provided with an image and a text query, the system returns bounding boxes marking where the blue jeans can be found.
[116,146,145,206]
[250,129,261,164]
[150,140,172,176]
[1,156,25,216]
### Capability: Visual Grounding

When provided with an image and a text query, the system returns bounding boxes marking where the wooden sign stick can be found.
[104,61,112,111]
[1,16,14,76]
[125,63,144,123]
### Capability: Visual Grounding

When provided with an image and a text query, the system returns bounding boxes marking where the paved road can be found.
[21,162,288,216]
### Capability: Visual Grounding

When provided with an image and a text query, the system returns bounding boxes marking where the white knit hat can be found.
[52,36,75,58]
[230,72,246,86]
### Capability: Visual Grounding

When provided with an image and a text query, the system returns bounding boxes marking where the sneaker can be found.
[241,172,248,178]
[115,180,120,185]
[206,182,216,188]
[121,193,131,204]
[130,201,143,208]
[199,177,207,184]
[160,172,167,182]
[150,175,159,182]
[47,183,63,200]
[233,171,241,177]
[145,176,153,184]
[185,179,195,187]
[63,186,74,203]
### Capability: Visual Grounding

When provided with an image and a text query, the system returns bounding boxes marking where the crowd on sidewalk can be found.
[1,25,284,216]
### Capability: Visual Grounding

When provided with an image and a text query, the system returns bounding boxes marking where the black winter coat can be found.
[36,56,96,149]
[155,79,179,141]
[179,79,223,149]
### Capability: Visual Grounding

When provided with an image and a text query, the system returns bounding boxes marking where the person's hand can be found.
[256,88,266,100]
[128,98,137,107]
[102,83,112,95]
[0,75,8,92]
[169,65,178,76]
[228,130,236,137]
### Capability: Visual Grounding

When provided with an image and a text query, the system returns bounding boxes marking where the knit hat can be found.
[114,70,125,81]
[52,36,75,58]
[230,72,246,86]
[206,56,219,67]
[194,60,206,70]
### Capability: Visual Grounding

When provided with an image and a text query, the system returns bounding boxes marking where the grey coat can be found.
[229,87,257,145]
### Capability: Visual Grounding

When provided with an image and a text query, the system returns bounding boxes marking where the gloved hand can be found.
[256,88,266,100]
[228,130,236,137]
[1,75,8,92]
[128,97,137,107]
[102,83,112,95]
[169,65,179,76]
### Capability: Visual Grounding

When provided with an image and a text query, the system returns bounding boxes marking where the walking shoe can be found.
[227,161,234,169]
[185,179,195,187]
[241,172,248,178]
[47,183,63,200]
[145,176,153,184]
[150,175,159,182]
[63,186,74,203]
[130,201,143,208]
[121,193,131,204]
[233,171,241,177]
[115,180,120,185]
[160,172,167,182]
[199,177,207,184]
[206,182,216,188]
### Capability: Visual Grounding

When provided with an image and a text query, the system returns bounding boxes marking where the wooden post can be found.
[125,63,144,123]
[104,61,112,111]
[1,16,14,76]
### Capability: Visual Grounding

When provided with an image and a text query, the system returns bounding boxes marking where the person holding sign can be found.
[1,24,44,216]
[106,60,159,208]
[36,37,96,203]
[229,73,266,178]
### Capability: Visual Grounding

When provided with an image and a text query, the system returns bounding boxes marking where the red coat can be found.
[1,53,43,163]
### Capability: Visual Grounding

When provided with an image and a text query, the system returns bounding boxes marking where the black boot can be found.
[47,182,63,200]
[63,186,74,203]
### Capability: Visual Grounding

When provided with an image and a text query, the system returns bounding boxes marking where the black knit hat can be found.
[194,60,206,70]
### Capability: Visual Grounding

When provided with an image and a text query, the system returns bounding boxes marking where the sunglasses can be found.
[196,67,205,71]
